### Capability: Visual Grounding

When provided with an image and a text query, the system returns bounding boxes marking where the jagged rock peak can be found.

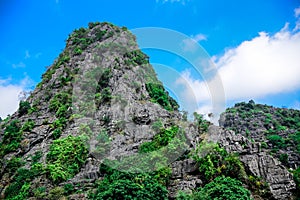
[0,22,182,199]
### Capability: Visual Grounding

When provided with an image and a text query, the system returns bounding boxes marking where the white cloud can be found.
[12,62,26,68]
[25,50,31,59]
[294,7,300,32]
[25,50,42,59]
[176,70,210,101]
[0,77,34,119]
[176,18,300,119]
[214,25,300,100]
[182,33,207,52]
[295,7,300,18]
[192,33,207,42]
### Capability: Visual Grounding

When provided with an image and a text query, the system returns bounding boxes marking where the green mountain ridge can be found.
[0,22,298,200]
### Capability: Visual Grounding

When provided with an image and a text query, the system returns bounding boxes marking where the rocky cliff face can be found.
[219,101,300,170]
[0,23,298,200]
[207,126,296,199]
[0,22,184,199]
[218,101,299,199]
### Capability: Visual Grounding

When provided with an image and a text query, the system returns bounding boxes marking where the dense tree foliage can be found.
[146,82,179,111]
[0,120,22,155]
[195,176,252,200]
[192,142,247,183]
[46,136,88,183]
[90,165,169,200]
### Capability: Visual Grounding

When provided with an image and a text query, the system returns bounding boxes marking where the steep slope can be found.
[219,100,299,199]
[0,22,184,199]
[0,22,298,200]
[220,100,300,169]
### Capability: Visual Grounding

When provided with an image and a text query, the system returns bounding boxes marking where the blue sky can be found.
[0,0,300,119]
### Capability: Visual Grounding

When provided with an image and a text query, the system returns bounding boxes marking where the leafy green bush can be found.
[95,88,112,106]
[261,141,268,148]
[96,68,112,91]
[95,29,107,41]
[33,187,47,199]
[279,153,288,163]
[48,187,65,200]
[1,120,22,154]
[267,134,286,149]
[124,50,149,66]
[4,167,36,199]
[6,182,31,200]
[193,112,210,133]
[50,117,67,139]
[139,126,179,153]
[18,101,31,116]
[4,156,24,175]
[90,165,169,200]
[59,75,73,86]
[293,167,300,198]
[289,131,300,154]
[74,47,83,55]
[152,119,163,132]
[31,151,43,165]
[247,175,270,197]
[63,183,75,195]
[195,176,251,200]
[70,26,111,52]
[46,136,88,183]
[176,191,192,200]
[21,119,35,132]
[192,142,246,183]
[91,176,168,200]
[101,87,112,103]
[49,92,71,118]
[146,82,179,111]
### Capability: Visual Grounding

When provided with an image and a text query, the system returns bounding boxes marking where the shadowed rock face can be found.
[0,23,298,200]
[167,124,296,199]
[207,125,296,200]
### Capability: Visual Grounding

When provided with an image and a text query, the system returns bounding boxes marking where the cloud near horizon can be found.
[177,13,300,115]
[0,77,33,119]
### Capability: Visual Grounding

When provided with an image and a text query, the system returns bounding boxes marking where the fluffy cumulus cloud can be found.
[295,7,300,18]
[177,13,300,118]
[294,7,300,31]
[215,26,300,99]
[182,33,207,52]
[0,77,33,119]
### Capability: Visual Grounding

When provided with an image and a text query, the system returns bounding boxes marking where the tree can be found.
[90,170,168,200]
[195,176,252,200]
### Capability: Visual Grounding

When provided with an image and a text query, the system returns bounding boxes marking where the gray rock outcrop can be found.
[207,125,296,200]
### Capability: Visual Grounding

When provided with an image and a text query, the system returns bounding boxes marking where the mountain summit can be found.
[0,22,298,199]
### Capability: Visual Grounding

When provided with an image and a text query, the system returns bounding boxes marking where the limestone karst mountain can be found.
[0,22,298,200]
